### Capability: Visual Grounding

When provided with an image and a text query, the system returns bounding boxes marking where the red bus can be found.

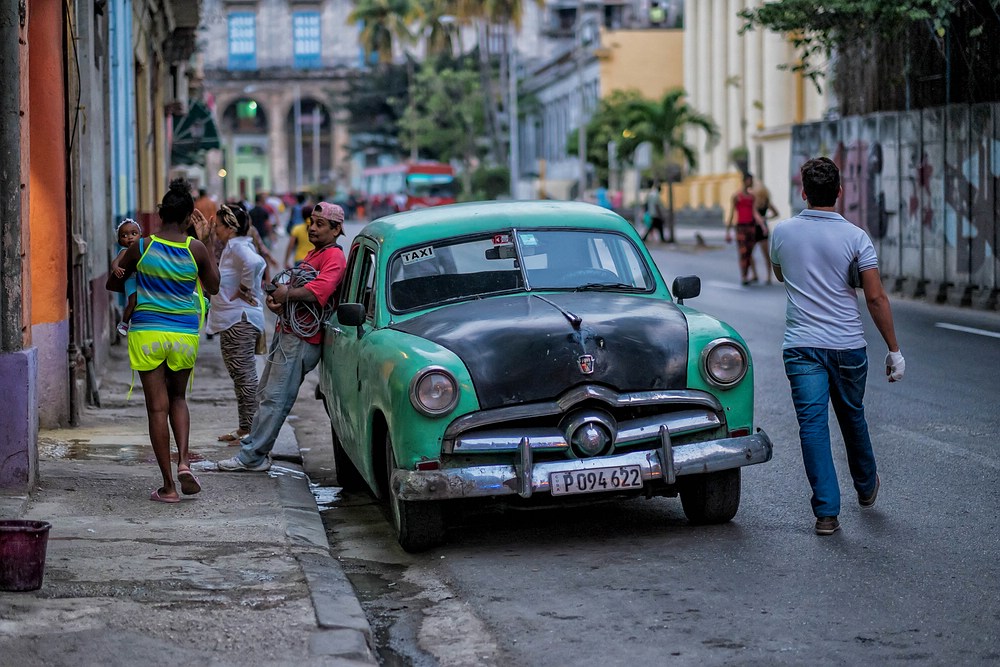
[361,161,457,218]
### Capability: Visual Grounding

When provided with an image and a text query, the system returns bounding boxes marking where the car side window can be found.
[339,244,363,306]
[358,248,377,320]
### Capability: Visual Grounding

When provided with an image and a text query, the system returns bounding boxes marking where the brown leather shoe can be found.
[859,474,880,508]
[815,516,840,535]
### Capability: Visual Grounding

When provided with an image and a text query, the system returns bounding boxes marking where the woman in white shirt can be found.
[206,204,267,443]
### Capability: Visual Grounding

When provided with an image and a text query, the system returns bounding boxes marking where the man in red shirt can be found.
[218,202,347,472]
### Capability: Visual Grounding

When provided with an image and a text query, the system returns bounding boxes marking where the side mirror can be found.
[337,303,366,327]
[671,275,701,305]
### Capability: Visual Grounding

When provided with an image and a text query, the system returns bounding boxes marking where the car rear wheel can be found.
[385,433,445,552]
[679,468,741,524]
[332,429,368,492]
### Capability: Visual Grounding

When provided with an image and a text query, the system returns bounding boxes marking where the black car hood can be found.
[390,293,689,409]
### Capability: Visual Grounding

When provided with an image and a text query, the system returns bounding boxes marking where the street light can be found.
[576,10,598,200]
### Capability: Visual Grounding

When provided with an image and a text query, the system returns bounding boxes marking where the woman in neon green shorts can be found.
[106,179,220,503]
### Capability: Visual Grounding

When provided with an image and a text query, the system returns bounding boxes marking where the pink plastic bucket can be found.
[0,520,52,591]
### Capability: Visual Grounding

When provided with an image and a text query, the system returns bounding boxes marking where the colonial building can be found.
[198,0,360,201]
[679,0,830,216]
[515,1,685,201]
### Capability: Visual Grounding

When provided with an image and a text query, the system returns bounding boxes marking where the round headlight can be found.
[701,339,748,388]
[409,367,459,416]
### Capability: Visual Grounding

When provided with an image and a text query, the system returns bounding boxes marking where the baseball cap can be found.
[312,202,345,224]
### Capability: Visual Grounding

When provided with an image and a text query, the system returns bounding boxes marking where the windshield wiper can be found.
[573,282,640,292]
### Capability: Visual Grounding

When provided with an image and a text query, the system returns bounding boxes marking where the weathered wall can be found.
[791,104,1000,307]
[28,0,71,426]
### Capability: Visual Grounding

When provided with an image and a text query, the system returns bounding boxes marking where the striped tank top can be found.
[131,235,202,335]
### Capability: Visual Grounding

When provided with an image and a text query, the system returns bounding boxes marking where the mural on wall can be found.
[791,103,999,292]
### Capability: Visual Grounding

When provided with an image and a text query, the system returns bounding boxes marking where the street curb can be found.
[274,463,376,664]
[0,493,29,519]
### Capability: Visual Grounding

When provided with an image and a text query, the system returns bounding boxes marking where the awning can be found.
[171,100,222,166]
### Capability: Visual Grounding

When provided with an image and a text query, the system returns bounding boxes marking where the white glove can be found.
[885,350,905,382]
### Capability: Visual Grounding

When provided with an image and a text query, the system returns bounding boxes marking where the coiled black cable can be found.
[270,262,334,339]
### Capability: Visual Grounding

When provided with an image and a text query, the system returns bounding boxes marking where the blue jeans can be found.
[783,347,878,518]
[237,330,321,467]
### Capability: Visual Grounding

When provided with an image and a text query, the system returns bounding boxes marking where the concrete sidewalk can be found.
[0,333,375,665]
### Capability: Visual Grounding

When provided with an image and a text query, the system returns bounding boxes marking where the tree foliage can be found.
[570,89,719,181]
[740,0,1000,112]
[339,64,410,156]
[349,0,417,64]
[398,61,485,191]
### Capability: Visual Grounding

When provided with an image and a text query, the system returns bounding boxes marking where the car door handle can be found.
[325,323,344,335]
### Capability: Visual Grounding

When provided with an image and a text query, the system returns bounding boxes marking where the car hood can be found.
[390,293,689,409]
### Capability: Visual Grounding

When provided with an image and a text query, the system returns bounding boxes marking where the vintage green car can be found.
[318,201,772,551]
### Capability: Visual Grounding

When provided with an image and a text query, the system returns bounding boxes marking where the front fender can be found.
[681,307,755,433]
[359,329,480,470]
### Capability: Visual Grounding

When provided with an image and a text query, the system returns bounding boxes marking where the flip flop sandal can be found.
[177,470,202,496]
[150,488,180,504]
[217,431,247,442]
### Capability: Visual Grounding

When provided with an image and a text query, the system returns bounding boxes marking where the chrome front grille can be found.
[443,387,726,456]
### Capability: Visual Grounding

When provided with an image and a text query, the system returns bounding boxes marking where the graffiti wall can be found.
[791,103,1000,295]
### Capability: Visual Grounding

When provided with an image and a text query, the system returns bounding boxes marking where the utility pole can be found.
[508,22,519,199]
[294,85,304,190]
[576,3,590,200]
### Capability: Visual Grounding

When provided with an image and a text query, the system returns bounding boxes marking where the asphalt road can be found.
[303,229,1000,666]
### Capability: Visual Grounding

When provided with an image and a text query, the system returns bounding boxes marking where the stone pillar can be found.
[267,94,290,193]
[726,0,744,171]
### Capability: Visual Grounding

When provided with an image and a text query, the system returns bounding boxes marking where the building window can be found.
[228,12,257,70]
[293,11,321,69]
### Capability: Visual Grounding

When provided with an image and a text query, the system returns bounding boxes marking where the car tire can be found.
[679,468,741,525]
[385,433,446,553]
[332,429,368,493]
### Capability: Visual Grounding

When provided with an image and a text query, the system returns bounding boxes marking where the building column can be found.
[693,1,710,160]
[709,4,727,174]
[268,95,289,193]
[726,0,744,167]
[762,31,791,129]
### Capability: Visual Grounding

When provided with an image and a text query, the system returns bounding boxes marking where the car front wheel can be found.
[385,433,445,552]
[679,468,741,524]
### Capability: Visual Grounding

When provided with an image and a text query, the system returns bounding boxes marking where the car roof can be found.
[359,200,633,247]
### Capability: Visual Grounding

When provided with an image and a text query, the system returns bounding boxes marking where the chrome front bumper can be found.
[392,430,773,502]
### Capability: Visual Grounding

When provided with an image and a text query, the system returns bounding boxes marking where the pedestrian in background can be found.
[217,202,347,472]
[110,218,141,336]
[753,178,781,284]
[193,188,216,226]
[641,180,667,244]
[769,157,905,536]
[106,178,220,503]
[283,209,314,268]
[725,172,764,285]
[206,204,267,444]
[249,194,273,247]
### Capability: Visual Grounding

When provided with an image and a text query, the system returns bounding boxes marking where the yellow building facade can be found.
[681,0,828,216]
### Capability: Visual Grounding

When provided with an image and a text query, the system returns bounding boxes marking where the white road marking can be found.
[881,424,1000,471]
[934,322,1000,339]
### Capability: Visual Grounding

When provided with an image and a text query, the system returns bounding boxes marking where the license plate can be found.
[549,465,643,496]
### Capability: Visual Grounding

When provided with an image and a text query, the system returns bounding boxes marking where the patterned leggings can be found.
[220,317,261,432]
[736,224,757,275]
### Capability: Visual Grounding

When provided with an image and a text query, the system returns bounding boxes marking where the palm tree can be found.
[451,0,542,163]
[625,89,719,242]
[349,0,417,65]
[413,0,461,57]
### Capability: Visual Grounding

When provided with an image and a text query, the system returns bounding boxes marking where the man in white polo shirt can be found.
[769,157,905,536]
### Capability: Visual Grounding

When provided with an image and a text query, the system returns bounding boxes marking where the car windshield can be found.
[388,229,654,312]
